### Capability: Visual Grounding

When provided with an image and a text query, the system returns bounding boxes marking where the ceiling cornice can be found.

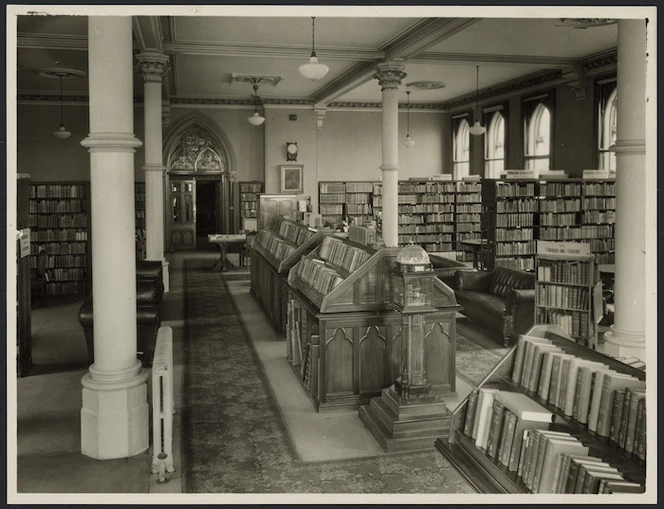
[412,52,577,68]
[17,32,87,50]
[383,18,481,61]
[582,48,618,75]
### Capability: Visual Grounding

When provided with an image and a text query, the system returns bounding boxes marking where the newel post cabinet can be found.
[285,234,460,411]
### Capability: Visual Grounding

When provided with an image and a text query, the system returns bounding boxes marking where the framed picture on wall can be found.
[280,164,304,194]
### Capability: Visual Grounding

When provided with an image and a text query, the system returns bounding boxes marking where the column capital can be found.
[135,52,170,83]
[374,60,407,91]
[81,132,143,153]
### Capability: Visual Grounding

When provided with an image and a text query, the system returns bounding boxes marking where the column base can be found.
[81,360,149,459]
[358,386,451,452]
[600,326,646,362]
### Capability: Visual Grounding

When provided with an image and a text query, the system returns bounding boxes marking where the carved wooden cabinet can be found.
[249,218,331,333]
[286,234,460,411]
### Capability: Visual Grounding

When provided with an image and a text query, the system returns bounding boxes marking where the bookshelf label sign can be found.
[506,170,537,179]
[582,169,610,179]
[537,240,590,257]
[19,228,30,258]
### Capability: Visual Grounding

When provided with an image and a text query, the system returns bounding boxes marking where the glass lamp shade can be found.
[299,55,329,81]
[469,120,486,136]
[404,134,415,148]
[247,112,265,126]
[53,124,71,139]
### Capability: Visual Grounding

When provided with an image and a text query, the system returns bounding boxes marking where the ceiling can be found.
[14,11,619,109]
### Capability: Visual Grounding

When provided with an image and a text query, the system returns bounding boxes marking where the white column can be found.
[374,61,406,248]
[602,19,647,360]
[80,16,148,459]
[136,52,170,292]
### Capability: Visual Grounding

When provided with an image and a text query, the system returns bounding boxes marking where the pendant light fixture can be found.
[53,75,71,139]
[404,90,415,148]
[298,16,329,81]
[469,65,486,137]
[247,83,265,126]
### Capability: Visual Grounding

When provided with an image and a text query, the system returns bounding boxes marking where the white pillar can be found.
[136,52,170,292]
[602,19,647,360]
[80,16,148,459]
[374,61,407,248]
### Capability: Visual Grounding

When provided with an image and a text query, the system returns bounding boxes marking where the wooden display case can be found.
[436,324,646,494]
[256,193,299,232]
[286,234,460,411]
[250,218,331,333]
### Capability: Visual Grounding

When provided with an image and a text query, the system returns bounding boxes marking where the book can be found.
[537,349,566,401]
[573,463,621,493]
[536,436,589,493]
[564,456,607,493]
[463,389,479,436]
[599,480,644,494]
[517,429,533,479]
[512,335,552,386]
[527,343,563,393]
[547,353,574,406]
[624,388,646,453]
[524,430,573,490]
[587,367,617,432]
[555,454,602,493]
[636,400,647,460]
[474,388,499,448]
[581,469,625,494]
[562,358,604,417]
[486,400,506,459]
[498,410,518,467]
[520,337,554,390]
[609,389,626,444]
[574,363,606,424]
[596,373,645,437]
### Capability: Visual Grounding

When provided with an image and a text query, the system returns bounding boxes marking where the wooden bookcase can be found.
[134,181,146,261]
[455,179,483,262]
[482,178,538,272]
[581,179,616,265]
[435,324,646,494]
[534,241,601,349]
[17,175,32,376]
[318,181,346,227]
[239,181,263,231]
[28,182,91,296]
[285,234,459,411]
[250,218,331,333]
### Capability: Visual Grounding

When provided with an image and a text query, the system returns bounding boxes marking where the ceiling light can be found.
[39,68,85,140]
[247,83,265,126]
[299,17,329,81]
[469,65,486,137]
[404,90,415,148]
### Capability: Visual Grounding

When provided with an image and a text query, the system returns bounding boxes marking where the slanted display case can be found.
[250,217,331,333]
[286,234,460,411]
[435,324,646,495]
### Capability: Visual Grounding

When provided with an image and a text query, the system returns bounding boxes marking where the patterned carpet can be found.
[455,331,504,387]
[181,259,474,494]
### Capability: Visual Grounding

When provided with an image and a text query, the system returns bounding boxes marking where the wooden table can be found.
[208,233,247,271]
[460,239,488,269]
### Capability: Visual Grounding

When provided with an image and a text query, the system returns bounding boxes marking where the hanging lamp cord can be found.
[407,91,411,135]
[311,16,317,58]
[59,76,65,126]
[253,83,259,114]
[475,65,480,122]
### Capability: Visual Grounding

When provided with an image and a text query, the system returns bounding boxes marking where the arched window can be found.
[484,111,505,178]
[598,87,617,172]
[524,102,551,171]
[453,118,470,179]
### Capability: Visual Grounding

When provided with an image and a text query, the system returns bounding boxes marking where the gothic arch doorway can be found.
[163,116,238,250]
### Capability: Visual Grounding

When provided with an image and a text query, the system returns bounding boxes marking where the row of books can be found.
[30,229,88,242]
[583,210,616,224]
[512,334,646,446]
[422,242,455,252]
[537,284,590,310]
[319,193,346,203]
[495,213,535,227]
[398,182,457,193]
[495,182,536,197]
[398,233,455,244]
[240,182,262,193]
[30,184,87,199]
[318,237,372,273]
[29,200,86,213]
[456,193,482,203]
[495,228,534,241]
[319,182,346,193]
[494,241,536,256]
[346,204,372,215]
[344,193,372,204]
[495,257,535,271]
[456,213,481,222]
[496,199,538,213]
[583,197,616,209]
[320,204,343,215]
[294,257,344,295]
[348,224,377,247]
[583,182,616,196]
[536,309,590,340]
[590,238,615,252]
[540,182,583,196]
[240,193,259,201]
[539,199,582,212]
[540,213,578,226]
[256,230,296,261]
[277,220,314,246]
[423,213,456,224]
[30,254,87,269]
[397,204,458,214]
[537,259,592,285]
[345,182,373,193]
[40,267,86,281]
[44,281,88,295]
[30,242,86,255]
[30,215,89,228]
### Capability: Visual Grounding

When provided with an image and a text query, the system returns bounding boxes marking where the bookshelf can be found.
[455,179,483,263]
[482,179,539,272]
[250,218,331,333]
[135,182,146,260]
[534,241,601,349]
[436,324,646,494]
[318,181,346,227]
[28,182,91,296]
[239,181,262,231]
[581,179,615,265]
[285,234,459,411]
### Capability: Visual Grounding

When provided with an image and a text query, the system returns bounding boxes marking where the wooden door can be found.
[170,179,196,250]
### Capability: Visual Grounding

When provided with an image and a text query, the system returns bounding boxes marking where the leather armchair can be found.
[455,266,535,346]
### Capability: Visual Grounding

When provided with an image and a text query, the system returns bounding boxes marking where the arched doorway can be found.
[163,116,238,250]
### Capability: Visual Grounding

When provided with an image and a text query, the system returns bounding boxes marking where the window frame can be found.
[596,77,618,172]
[452,114,471,179]
[522,92,555,171]
[483,106,507,178]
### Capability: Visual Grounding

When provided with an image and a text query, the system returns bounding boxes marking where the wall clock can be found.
[286,142,298,161]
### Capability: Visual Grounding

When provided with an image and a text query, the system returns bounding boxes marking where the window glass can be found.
[485,111,505,178]
[598,87,617,171]
[524,102,551,171]
[453,118,470,179]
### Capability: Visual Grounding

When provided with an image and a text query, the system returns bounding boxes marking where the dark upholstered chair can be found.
[454,266,536,346]
[429,254,475,289]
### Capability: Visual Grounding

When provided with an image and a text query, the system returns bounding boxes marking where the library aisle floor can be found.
[15,251,509,500]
